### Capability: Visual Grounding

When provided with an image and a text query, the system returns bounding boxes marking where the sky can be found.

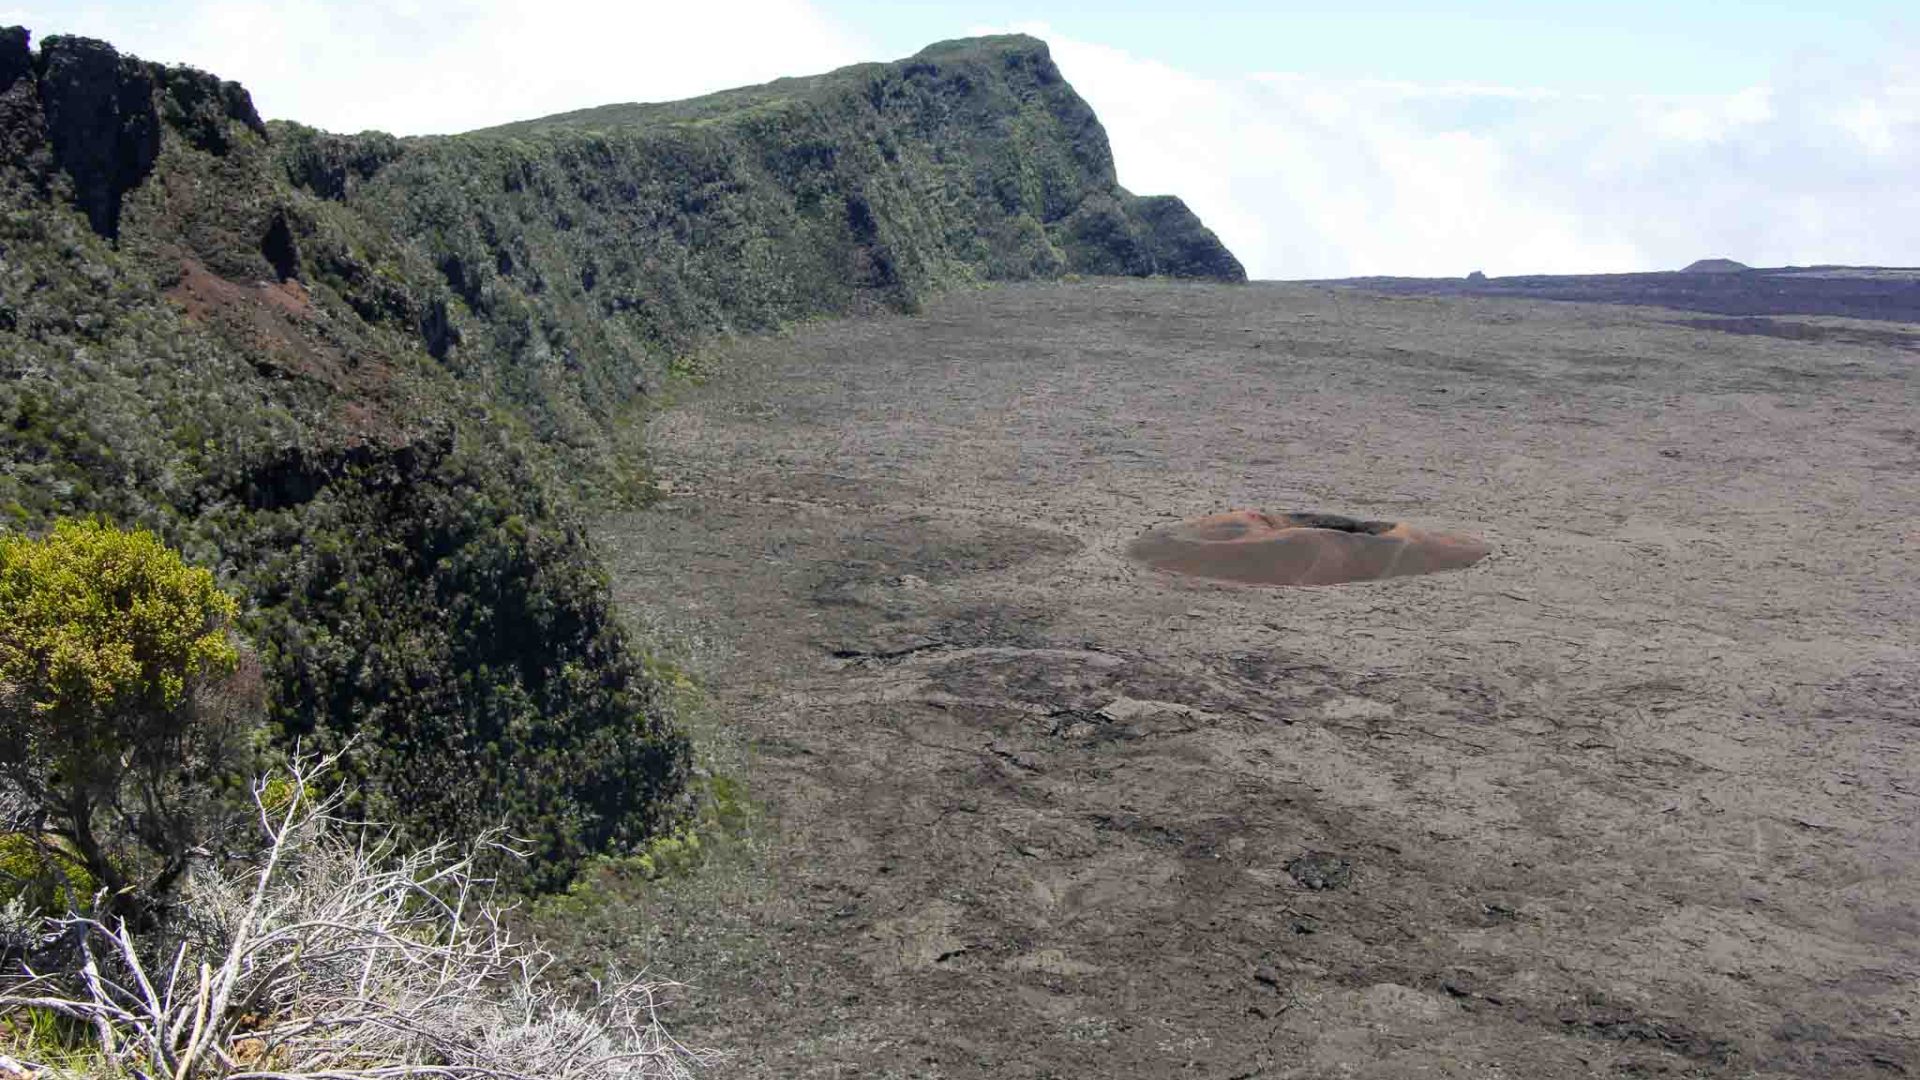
[5,1,1917,278]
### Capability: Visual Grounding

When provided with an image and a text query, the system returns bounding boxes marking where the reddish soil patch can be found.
[166,255,336,383]
[164,255,404,443]
[169,256,315,321]
[1127,509,1490,586]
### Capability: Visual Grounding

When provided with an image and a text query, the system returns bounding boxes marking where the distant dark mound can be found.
[1682,258,1751,274]
[1127,510,1490,587]
[1327,265,1920,323]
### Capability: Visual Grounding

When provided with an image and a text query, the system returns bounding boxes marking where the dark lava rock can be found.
[0,26,44,181]
[1286,851,1352,890]
[277,126,405,202]
[418,295,459,360]
[156,62,264,155]
[34,34,161,239]
[0,25,30,93]
[13,34,261,236]
[261,212,299,281]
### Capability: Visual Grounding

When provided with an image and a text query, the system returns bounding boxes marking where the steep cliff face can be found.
[275,34,1243,473]
[0,28,1243,885]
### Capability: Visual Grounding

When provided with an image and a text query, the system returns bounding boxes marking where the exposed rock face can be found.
[19,34,264,238]
[0,27,45,186]
[0,26,30,92]
[32,35,161,239]
[154,61,264,155]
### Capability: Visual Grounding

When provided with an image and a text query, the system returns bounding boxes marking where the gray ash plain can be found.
[594,279,1919,1078]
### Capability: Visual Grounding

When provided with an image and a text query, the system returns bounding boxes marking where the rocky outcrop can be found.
[10,34,262,239]
[1129,194,1245,281]
[0,28,45,192]
[153,61,264,156]
[0,26,30,92]
[31,35,161,239]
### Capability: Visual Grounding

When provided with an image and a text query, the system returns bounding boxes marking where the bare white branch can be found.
[0,751,716,1080]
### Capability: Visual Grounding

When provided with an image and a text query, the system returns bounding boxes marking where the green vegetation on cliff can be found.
[0,27,1244,887]
[277,33,1243,477]
[0,30,685,889]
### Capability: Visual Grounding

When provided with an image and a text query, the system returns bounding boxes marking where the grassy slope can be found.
[0,28,1243,888]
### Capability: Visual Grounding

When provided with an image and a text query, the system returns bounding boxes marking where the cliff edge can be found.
[278,34,1244,465]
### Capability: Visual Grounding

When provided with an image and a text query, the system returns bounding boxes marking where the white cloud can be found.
[1838,98,1898,154]
[1005,26,1637,278]
[12,7,1918,276]
[1642,86,1774,143]
[1012,22,1920,278]
[11,0,869,134]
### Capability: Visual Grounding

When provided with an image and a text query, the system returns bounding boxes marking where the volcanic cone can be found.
[1128,510,1489,586]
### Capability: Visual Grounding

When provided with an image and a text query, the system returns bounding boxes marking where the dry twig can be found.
[1,751,714,1079]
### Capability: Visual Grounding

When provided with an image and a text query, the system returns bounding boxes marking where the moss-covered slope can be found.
[0,28,1242,886]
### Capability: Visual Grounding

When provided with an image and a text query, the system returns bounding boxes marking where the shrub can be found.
[0,753,714,1079]
[0,518,237,723]
[0,519,254,920]
[0,833,94,915]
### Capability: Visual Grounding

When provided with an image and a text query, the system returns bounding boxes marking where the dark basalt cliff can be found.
[0,28,1244,885]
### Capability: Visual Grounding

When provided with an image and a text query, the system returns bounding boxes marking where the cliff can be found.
[0,28,1243,885]
[275,34,1244,469]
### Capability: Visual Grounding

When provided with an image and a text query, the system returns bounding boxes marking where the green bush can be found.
[0,832,96,912]
[0,518,237,718]
[0,519,246,917]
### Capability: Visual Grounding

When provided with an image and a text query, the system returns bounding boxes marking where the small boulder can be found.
[1286,850,1351,890]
